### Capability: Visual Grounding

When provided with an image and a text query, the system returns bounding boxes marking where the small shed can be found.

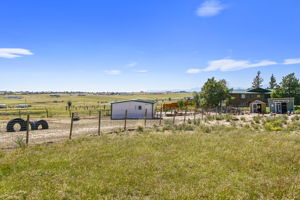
[250,100,266,113]
[268,98,294,114]
[111,99,156,120]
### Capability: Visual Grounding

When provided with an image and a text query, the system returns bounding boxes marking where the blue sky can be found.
[0,0,299,92]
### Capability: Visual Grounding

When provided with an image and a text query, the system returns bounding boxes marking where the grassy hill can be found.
[1,128,300,199]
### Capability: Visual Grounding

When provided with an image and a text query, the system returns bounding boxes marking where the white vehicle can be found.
[0,104,7,108]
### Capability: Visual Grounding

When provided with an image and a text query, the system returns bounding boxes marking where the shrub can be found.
[137,125,144,133]
[253,116,262,124]
[13,136,26,149]
[264,121,283,131]
[287,121,300,131]
[291,115,300,121]
[174,124,195,131]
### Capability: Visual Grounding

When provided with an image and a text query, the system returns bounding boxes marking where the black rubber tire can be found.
[29,121,36,130]
[35,120,49,130]
[6,118,27,132]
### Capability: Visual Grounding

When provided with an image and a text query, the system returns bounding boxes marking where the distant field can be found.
[0,93,193,119]
[1,128,300,199]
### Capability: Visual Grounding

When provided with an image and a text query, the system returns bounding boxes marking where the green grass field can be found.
[1,127,300,199]
[0,93,192,119]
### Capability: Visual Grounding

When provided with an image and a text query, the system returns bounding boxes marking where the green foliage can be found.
[177,100,185,110]
[253,116,262,124]
[67,100,72,109]
[200,77,232,108]
[252,71,263,89]
[268,74,278,89]
[264,121,283,131]
[193,92,201,108]
[137,125,144,132]
[271,73,300,104]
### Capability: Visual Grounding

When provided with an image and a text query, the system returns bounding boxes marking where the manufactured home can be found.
[111,99,156,119]
[268,98,294,114]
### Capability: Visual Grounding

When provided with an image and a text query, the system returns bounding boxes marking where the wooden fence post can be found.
[69,113,74,140]
[124,110,128,130]
[98,111,101,136]
[144,109,148,127]
[46,108,49,118]
[19,110,21,118]
[173,111,176,125]
[184,108,187,123]
[26,114,30,145]
[159,105,163,125]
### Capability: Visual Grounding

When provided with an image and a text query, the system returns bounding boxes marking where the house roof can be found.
[250,100,266,105]
[247,88,271,93]
[230,88,272,94]
[111,99,156,105]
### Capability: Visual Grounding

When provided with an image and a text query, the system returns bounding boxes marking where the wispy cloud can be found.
[0,48,33,58]
[136,69,148,73]
[104,70,121,75]
[127,62,138,67]
[186,58,277,74]
[196,0,226,17]
[283,58,300,65]
[186,68,201,74]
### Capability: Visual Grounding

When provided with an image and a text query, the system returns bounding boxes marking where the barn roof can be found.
[111,99,156,104]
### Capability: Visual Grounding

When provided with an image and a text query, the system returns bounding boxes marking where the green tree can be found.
[193,92,201,108]
[271,73,300,104]
[67,100,72,110]
[177,100,185,110]
[281,73,300,96]
[252,71,264,89]
[268,74,277,89]
[200,77,232,108]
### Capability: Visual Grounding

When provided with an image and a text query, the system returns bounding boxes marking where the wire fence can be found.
[0,109,200,149]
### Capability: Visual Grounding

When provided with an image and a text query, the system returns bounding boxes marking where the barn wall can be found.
[111,101,154,119]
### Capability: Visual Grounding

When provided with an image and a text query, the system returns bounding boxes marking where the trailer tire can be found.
[35,120,49,130]
[6,118,27,132]
[29,121,36,130]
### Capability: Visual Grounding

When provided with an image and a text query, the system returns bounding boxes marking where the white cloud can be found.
[136,70,148,73]
[186,68,202,74]
[196,0,226,17]
[104,70,121,75]
[187,59,277,74]
[283,58,300,65]
[0,48,33,58]
[127,62,138,67]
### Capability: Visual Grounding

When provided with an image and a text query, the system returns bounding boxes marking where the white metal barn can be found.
[111,99,156,119]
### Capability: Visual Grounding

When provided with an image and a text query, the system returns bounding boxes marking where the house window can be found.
[241,94,246,99]
[138,106,142,110]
